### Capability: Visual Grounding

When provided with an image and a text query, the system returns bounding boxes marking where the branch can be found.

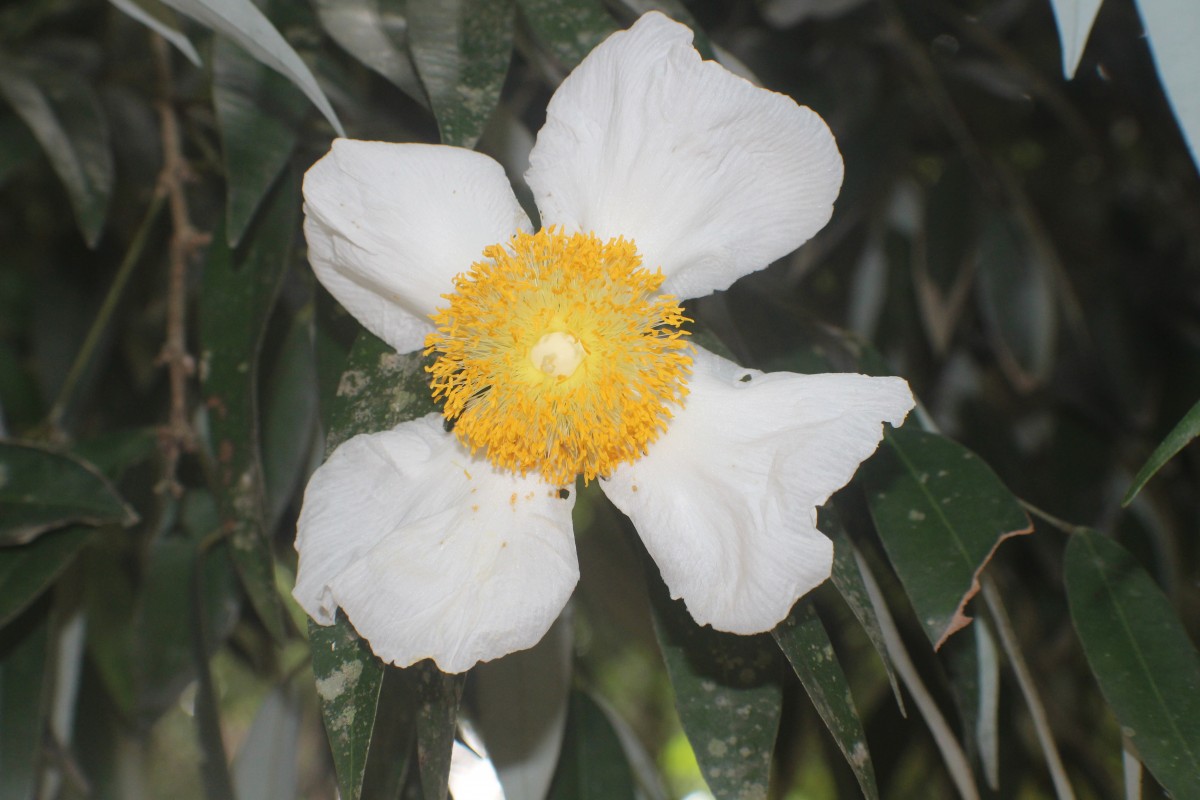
[152,34,209,495]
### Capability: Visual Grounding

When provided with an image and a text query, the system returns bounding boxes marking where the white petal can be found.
[293,414,578,673]
[526,12,843,301]
[303,140,531,354]
[602,347,912,634]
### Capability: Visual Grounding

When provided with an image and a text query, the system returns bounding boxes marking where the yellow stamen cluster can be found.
[425,228,692,485]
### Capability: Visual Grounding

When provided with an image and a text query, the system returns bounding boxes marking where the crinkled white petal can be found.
[293,414,578,673]
[303,140,531,354]
[602,347,913,634]
[526,11,843,301]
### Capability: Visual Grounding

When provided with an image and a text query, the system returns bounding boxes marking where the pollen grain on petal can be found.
[425,228,691,485]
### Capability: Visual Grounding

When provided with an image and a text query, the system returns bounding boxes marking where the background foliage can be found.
[1,0,1198,798]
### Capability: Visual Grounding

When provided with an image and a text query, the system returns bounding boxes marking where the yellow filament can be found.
[425,228,691,485]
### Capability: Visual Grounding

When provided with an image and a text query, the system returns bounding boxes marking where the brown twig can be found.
[152,34,209,495]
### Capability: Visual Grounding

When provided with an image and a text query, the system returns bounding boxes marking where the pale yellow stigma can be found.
[529,331,585,377]
[424,228,691,485]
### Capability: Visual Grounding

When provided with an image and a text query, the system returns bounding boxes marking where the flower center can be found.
[425,228,691,485]
[529,331,585,377]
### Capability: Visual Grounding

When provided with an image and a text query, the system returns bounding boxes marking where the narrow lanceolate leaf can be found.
[158,0,345,135]
[773,600,879,800]
[136,512,241,725]
[1134,0,1200,171]
[1047,0,1102,78]
[409,0,515,148]
[515,0,617,70]
[213,27,308,246]
[309,331,438,799]
[200,169,298,643]
[261,310,319,533]
[310,617,386,800]
[312,0,429,106]
[824,511,904,713]
[0,528,93,628]
[1065,530,1200,799]
[547,692,637,800]
[0,57,112,247]
[414,663,465,800]
[0,603,51,800]
[862,427,1032,649]
[0,442,136,546]
[108,0,201,66]
[1123,397,1200,505]
[974,213,1058,392]
[649,573,783,800]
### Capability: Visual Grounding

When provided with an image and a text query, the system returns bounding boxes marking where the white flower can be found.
[293,11,913,674]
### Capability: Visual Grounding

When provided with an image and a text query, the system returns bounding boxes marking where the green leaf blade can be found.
[862,428,1031,648]
[649,574,782,800]
[199,169,299,643]
[0,442,136,546]
[312,0,429,106]
[547,692,638,800]
[0,58,113,247]
[310,616,386,800]
[0,604,52,800]
[0,527,93,628]
[773,600,879,800]
[1065,530,1200,798]
[158,0,345,135]
[213,30,307,247]
[515,0,617,70]
[409,0,515,148]
[1123,397,1200,505]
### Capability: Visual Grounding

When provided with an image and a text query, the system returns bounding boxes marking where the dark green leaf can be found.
[0,114,40,187]
[649,572,783,800]
[942,617,1001,789]
[0,441,137,546]
[312,0,429,106]
[213,28,308,247]
[200,167,298,643]
[414,662,465,800]
[0,603,51,800]
[157,0,344,135]
[191,541,237,800]
[1123,397,1200,505]
[323,331,438,453]
[72,427,158,481]
[0,527,92,628]
[824,511,904,713]
[862,427,1032,649]
[547,692,637,800]
[360,666,417,800]
[409,0,515,148]
[262,308,319,533]
[773,600,879,800]
[515,0,616,70]
[136,520,240,723]
[310,616,386,800]
[974,213,1057,391]
[1065,530,1200,799]
[0,57,113,247]
[108,0,201,66]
